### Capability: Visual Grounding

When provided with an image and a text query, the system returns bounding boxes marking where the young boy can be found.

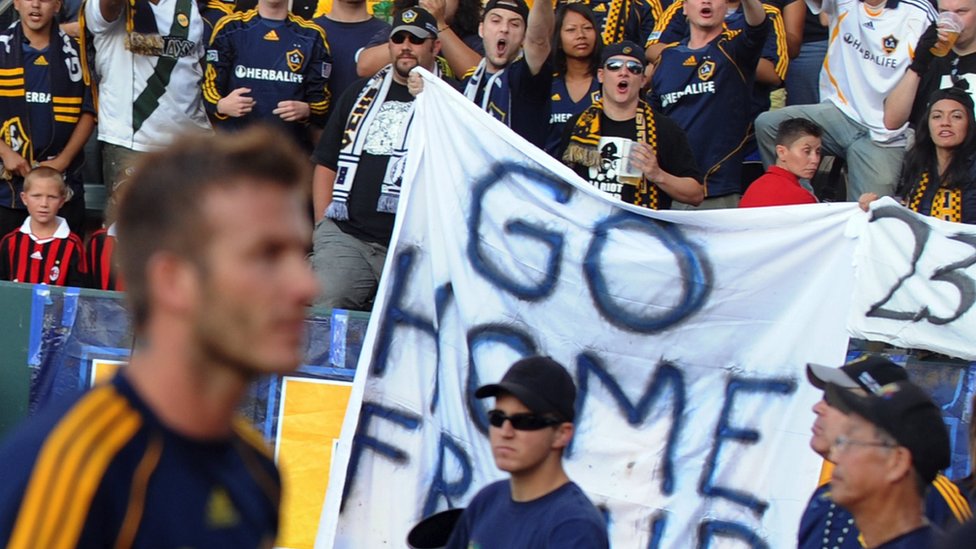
[0,167,86,286]
[740,118,821,208]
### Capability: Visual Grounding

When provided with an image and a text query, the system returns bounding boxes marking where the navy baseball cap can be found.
[475,356,576,422]
[825,380,950,483]
[392,7,439,39]
[600,40,644,67]
[482,0,529,22]
[806,355,908,394]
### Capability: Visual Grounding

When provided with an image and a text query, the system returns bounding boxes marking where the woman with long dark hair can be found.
[860,85,976,223]
[545,4,602,155]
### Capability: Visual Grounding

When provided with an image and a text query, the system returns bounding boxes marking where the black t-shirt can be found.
[912,52,976,129]
[464,58,553,149]
[559,109,702,209]
[312,78,414,245]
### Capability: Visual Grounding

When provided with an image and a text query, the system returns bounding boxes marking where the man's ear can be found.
[552,422,574,450]
[145,251,200,318]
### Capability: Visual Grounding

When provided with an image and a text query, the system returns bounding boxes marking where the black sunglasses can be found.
[487,409,562,431]
[604,59,643,75]
[391,32,428,45]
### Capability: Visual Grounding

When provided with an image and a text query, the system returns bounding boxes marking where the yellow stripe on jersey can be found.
[53,106,81,114]
[114,433,163,549]
[933,474,972,522]
[0,78,25,87]
[648,0,684,45]
[764,5,789,80]
[8,386,142,549]
[823,12,849,105]
[0,89,25,97]
[209,9,260,46]
[202,64,222,106]
[54,115,80,123]
[0,67,24,76]
[52,96,83,104]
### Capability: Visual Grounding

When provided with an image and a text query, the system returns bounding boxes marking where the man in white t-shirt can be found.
[82,0,212,192]
[753,0,935,200]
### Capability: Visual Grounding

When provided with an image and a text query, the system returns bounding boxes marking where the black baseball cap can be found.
[475,356,576,422]
[392,7,439,39]
[482,0,529,23]
[806,355,908,394]
[825,380,950,483]
[600,40,644,67]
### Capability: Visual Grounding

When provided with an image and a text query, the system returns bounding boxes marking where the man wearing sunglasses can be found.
[560,40,703,209]
[446,356,608,548]
[799,356,969,549]
[648,0,768,209]
[461,0,554,148]
[310,7,446,310]
[823,379,951,548]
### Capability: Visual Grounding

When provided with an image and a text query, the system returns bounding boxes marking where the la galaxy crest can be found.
[401,8,418,22]
[697,60,715,82]
[882,35,898,54]
[286,49,304,72]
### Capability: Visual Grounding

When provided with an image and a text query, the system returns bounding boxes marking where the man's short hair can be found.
[115,125,309,329]
[24,166,71,201]
[775,118,823,148]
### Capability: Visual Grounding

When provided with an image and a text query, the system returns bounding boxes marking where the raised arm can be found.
[523,0,554,75]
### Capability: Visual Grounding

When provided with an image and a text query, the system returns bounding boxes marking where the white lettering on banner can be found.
[233,65,304,83]
[315,70,865,549]
[660,81,716,107]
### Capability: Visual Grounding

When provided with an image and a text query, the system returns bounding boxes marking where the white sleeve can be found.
[83,0,120,34]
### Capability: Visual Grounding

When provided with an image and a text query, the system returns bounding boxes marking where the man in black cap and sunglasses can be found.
[445,355,608,548]
[559,40,703,210]
[310,6,450,311]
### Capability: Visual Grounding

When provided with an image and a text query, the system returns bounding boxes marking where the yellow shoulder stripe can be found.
[232,416,274,460]
[8,385,142,549]
[933,474,972,522]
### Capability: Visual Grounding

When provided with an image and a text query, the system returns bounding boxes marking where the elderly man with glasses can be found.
[559,40,703,210]
[445,355,608,549]
[799,356,969,549]
[823,379,952,548]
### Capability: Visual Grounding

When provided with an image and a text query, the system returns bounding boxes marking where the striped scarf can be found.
[562,99,664,209]
[600,0,631,45]
[463,59,511,125]
[908,171,964,223]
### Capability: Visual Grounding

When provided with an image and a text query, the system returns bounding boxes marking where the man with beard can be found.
[559,40,703,209]
[461,0,554,148]
[310,7,448,310]
[0,125,319,547]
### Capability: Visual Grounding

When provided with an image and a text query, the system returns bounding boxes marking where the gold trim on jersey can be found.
[8,385,143,549]
[823,12,849,105]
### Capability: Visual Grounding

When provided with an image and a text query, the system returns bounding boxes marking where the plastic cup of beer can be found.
[619,140,642,186]
[931,12,964,57]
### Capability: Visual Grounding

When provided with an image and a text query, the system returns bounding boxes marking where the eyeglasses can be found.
[832,435,896,453]
[391,32,428,45]
[487,410,562,431]
[604,59,643,75]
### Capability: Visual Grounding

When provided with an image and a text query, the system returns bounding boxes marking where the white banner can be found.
[848,197,976,360]
[314,70,863,548]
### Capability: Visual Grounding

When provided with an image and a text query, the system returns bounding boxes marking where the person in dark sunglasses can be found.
[560,40,704,210]
[446,356,608,548]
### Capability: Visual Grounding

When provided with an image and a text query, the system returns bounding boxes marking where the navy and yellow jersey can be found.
[0,373,281,549]
[561,0,660,46]
[87,225,124,291]
[649,21,767,198]
[199,0,236,45]
[0,25,92,209]
[0,218,87,287]
[646,0,789,114]
[798,476,971,549]
[546,75,601,156]
[203,10,332,141]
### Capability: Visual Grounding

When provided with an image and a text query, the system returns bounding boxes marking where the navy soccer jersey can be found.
[0,217,86,286]
[648,0,790,115]
[314,16,390,104]
[0,373,281,548]
[203,11,332,143]
[649,21,767,198]
[546,75,601,155]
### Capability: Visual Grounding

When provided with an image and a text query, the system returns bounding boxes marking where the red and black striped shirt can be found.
[0,218,87,286]
[87,226,124,291]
